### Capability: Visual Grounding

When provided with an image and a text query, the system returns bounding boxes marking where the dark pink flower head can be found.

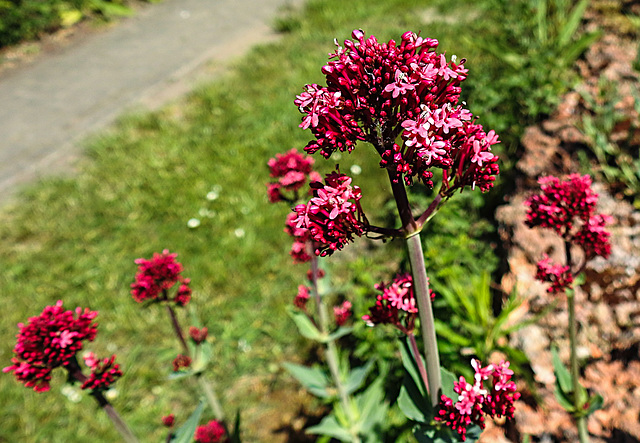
[174,282,192,307]
[284,212,313,263]
[189,326,208,345]
[80,353,122,392]
[574,214,613,260]
[194,420,228,443]
[525,174,599,235]
[267,149,321,203]
[3,301,98,392]
[131,250,190,305]
[363,273,425,334]
[293,171,366,257]
[435,359,519,441]
[535,255,574,294]
[294,285,310,310]
[297,30,499,190]
[172,354,192,372]
[333,301,352,326]
[162,414,176,428]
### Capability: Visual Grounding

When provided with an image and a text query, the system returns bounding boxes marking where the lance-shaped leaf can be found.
[170,400,205,443]
[306,414,353,442]
[287,308,324,342]
[282,362,331,398]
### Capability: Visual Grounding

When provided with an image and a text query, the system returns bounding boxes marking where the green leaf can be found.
[554,385,576,412]
[413,423,482,443]
[400,338,428,395]
[306,414,353,442]
[229,410,242,443]
[356,374,388,435]
[345,359,375,395]
[282,362,330,398]
[558,0,589,47]
[551,346,573,395]
[584,393,604,416]
[325,326,353,343]
[287,308,324,342]
[440,367,457,400]
[170,400,205,443]
[168,370,196,380]
[434,321,472,347]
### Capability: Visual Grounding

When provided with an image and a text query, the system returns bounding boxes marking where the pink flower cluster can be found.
[436,360,520,441]
[525,175,613,292]
[189,326,208,345]
[172,354,192,372]
[194,420,228,443]
[285,212,313,263]
[81,353,122,392]
[536,255,574,294]
[295,30,499,191]
[333,301,352,326]
[294,285,310,310]
[267,149,321,203]
[131,250,192,305]
[525,175,612,259]
[3,301,98,392]
[363,273,428,334]
[293,171,366,256]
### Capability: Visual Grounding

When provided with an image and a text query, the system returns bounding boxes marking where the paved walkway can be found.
[0,0,298,198]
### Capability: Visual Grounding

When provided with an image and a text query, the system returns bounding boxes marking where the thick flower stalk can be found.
[435,360,520,441]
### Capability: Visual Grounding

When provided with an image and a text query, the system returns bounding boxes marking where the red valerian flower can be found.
[80,353,122,392]
[294,285,310,310]
[284,212,313,263]
[573,214,613,260]
[535,255,574,294]
[525,174,599,236]
[194,420,228,443]
[131,250,191,305]
[267,149,321,203]
[172,354,192,372]
[333,301,352,326]
[162,414,176,428]
[435,360,520,441]
[362,273,434,335]
[3,301,98,392]
[293,171,366,256]
[189,326,208,345]
[296,30,499,192]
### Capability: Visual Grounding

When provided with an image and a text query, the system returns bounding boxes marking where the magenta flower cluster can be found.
[131,249,192,305]
[525,175,613,293]
[435,360,520,441]
[267,148,321,203]
[295,30,500,191]
[194,419,228,443]
[292,171,366,256]
[333,301,352,326]
[3,301,98,392]
[81,353,123,393]
[363,273,428,334]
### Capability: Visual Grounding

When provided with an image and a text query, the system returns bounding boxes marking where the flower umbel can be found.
[194,419,228,443]
[3,301,98,392]
[81,353,123,393]
[296,30,499,191]
[131,249,191,305]
[435,360,520,441]
[293,171,366,256]
[267,148,321,203]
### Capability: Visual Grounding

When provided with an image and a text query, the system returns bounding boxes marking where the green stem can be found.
[310,254,360,443]
[407,332,430,393]
[566,241,589,443]
[197,375,225,421]
[406,233,441,406]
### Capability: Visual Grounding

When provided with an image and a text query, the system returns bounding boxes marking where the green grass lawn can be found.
[0,0,537,441]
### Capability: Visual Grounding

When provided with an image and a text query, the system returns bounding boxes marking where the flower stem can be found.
[407,332,430,394]
[310,253,360,443]
[566,241,589,443]
[388,171,441,407]
[165,303,189,355]
[406,233,441,407]
[66,358,139,443]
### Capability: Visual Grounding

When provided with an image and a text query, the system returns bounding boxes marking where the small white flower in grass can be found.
[187,218,201,229]
[350,164,362,175]
[234,228,245,238]
[61,385,82,403]
[206,191,219,201]
[238,339,251,353]
[105,388,118,400]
